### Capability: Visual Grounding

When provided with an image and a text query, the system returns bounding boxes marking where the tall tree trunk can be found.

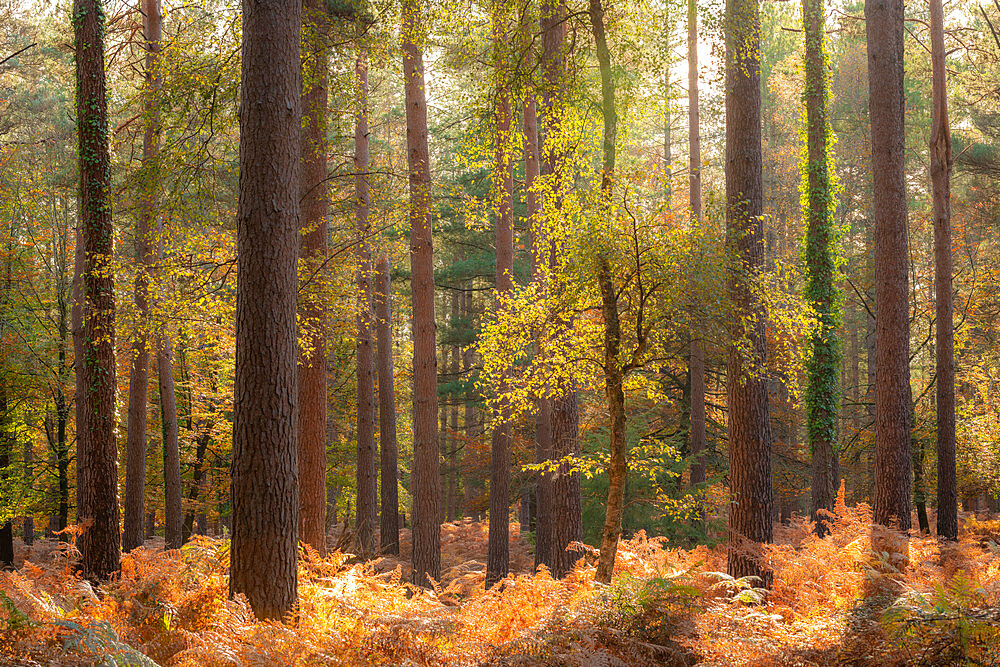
[298,0,330,557]
[930,0,956,541]
[725,0,773,587]
[688,0,706,504]
[0,383,12,568]
[461,285,477,522]
[589,0,627,585]
[486,2,515,587]
[354,36,377,559]
[158,334,182,549]
[376,253,400,554]
[802,0,840,538]
[183,425,209,542]
[448,292,460,522]
[524,94,551,570]
[73,0,120,581]
[23,437,34,545]
[230,0,301,621]
[867,0,912,531]
[124,0,162,553]
[539,0,583,580]
[403,0,441,587]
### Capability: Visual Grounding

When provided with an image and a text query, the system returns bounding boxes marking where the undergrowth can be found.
[2,496,999,665]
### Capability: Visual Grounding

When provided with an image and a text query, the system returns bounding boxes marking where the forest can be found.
[1,0,1000,663]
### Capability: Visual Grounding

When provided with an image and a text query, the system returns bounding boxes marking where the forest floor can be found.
[2,497,1000,666]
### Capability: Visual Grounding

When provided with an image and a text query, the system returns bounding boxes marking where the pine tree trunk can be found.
[124,0,162,554]
[403,0,441,586]
[448,292,460,523]
[725,0,773,587]
[930,0,957,541]
[688,0,706,500]
[354,36,377,559]
[298,0,331,557]
[486,3,515,587]
[803,0,840,538]
[866,0,912,531]
[73,0,121,581]
[376,253,400,554]
[230,0,301,621]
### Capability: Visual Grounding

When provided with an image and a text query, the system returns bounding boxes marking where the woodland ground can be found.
[2,497,1000,666]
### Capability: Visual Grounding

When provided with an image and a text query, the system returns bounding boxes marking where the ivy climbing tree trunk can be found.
[230,0,301,621]
[123,0,161,553]
[298,0,330,557]
[802,0,840,538]
[486,0,514,588]
[725,0,773,587]
[930,0,957,541]
[403,0,441,587]
[866,0,912,531]
[73,0,121,581]
[354,32,377,559]
[376,252,400,555]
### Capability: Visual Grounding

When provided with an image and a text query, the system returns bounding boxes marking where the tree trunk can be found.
[486,3,515,587]
[867,0,912,531]
[403,0,441,587]
[524,94,551,570]
[930,0,957,541]
[354,36,377,559]
[448,292,460,522]
[802,0,840,538]
[376,253,400,554]
[539,0,583,580]
[183,426,209,542]
[230,0,301,621]
[124,0,162,553]
[688,0,706,500]
[298,0,330,558]
[725,0,773,587]
[0,383,13,568]
[73,0,120,581]
[158,335,182,549]
[23,438,34,545]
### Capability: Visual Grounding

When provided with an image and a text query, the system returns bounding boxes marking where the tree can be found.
[354,30,377,558]
[73,0,120,580]
[688,0,706,499]
[123,0,162,553]
[230,0,301,621]
[403,0,441,587]
[376,252,400,554]
[930,0,956,541]
[539,0,583,580]
[298,0,330,557]
[802,0,840,538]
[725,0,773,587]
[486,0,514,588]
[866,0,911,531]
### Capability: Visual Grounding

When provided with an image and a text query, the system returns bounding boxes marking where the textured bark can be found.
[486,4,515,587]
[589,0,626,585]
[123,0,162,553]
[376,253,400,554]
[403,0,441,586]
[725,0,773,587]
[297,0,330,558]
[539,0,582,580]
[802,0,840,538]
[448,292,460,522]
[866,0,912,531]
[230,0,301,621]
[73,0,120,581]
[354,38,377,559]
[930,0,957,541]
[158,336,182,549]
[688,0,706,494]
[524,95,551,570]
[0,384,12,568]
